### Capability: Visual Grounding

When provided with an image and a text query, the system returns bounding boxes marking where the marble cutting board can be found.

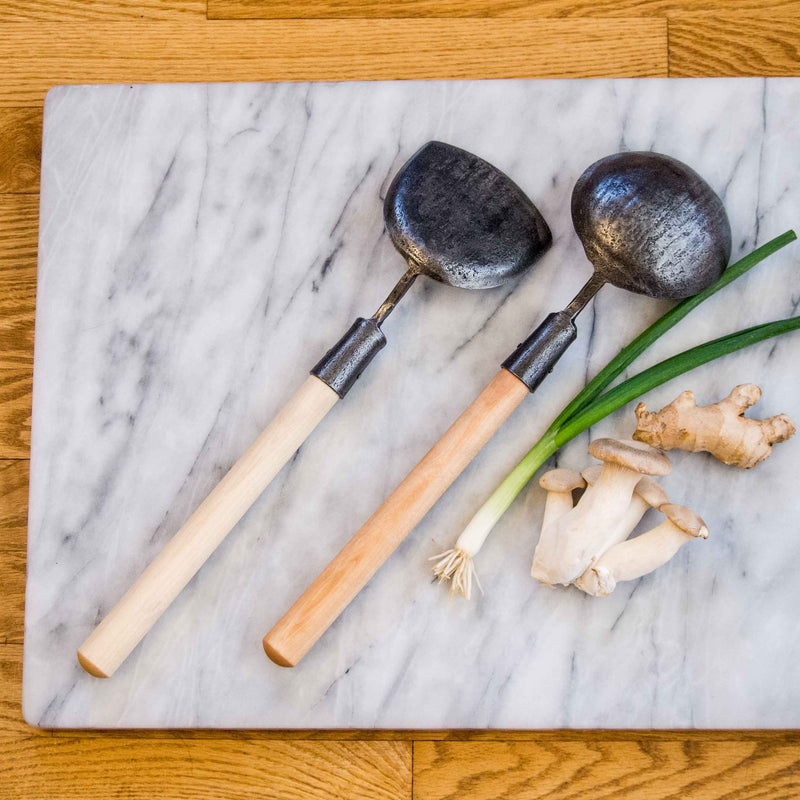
[24,78,800,729]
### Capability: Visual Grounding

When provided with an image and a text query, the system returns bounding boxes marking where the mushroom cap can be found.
[588,438,671,476]
[581,465,602,486]
[539,467,586,492]
[661,503,709,538]
[634,476,669,508]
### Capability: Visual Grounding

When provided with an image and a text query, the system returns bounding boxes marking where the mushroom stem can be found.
[541,491,576,532]
[531,463,642,585]
[610,494,650,543]
[539,469,586,533]
[576,504,708,596]
[581,468,669,552]
[530,469,586,581]
[531,439,671,586]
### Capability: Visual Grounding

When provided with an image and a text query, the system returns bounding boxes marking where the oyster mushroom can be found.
[531,438,671,585]
[577,503,708,596]
[539,468,586,530]
[529,468,586,583]
[580,466,669,550]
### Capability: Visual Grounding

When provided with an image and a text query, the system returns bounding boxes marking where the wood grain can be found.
[0,195,37,360]
[414,740,800,799]
[0,647,39,743]
[0,648,411,800]
[0,110,41,193]
[0,460,28,652]
[0,195,36,458]
[0,738,410,799]
[210,0,800,19]
[670,14,800,76]
[0,552,24,645]
[0,0,204,20]
[0,19,667,107]
[0,363,31,459]
[0,461,28,551]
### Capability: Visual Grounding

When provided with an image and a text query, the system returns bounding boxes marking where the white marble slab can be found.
[24,78,800,729]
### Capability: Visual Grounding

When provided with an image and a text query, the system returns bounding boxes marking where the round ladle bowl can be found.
[263,150,733,669]
[502,151,731,391]
[573,150,732,299]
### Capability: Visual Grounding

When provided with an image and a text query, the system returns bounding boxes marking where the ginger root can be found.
[633,384,795,469]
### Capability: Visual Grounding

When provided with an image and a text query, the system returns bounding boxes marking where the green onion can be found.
[431,232,798,598]
[552,230,796,430]
[555,317,800,447]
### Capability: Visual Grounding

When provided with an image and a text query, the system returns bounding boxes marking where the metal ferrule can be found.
[311,318,387,398]
[501,311,577,392]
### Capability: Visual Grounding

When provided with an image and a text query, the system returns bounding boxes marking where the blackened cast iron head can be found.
[503,150,732,393]
[312,141,552,398]
[384,141,552,290]
[571,151,732,300]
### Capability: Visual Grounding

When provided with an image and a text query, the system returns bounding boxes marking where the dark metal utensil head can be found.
[313,142,552,399]
[571,151,731,299]
[384,141,552,290]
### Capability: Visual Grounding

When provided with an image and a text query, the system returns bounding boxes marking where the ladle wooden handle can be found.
[78,375,339,678]
[263,368,530,668]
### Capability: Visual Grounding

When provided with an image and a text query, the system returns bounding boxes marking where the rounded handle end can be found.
[263,635,297,668]
[77,648,110,679]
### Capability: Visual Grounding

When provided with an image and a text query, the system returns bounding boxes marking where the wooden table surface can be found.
[2,1,800,797]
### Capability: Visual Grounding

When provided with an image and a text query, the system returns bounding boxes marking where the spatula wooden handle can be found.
[263,368,529,667]
[78,374,339,678]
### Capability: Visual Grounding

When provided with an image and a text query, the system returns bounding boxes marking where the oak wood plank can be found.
[0,646,45,744]
[670,14,800,76]
[414,740,800,800]
[0,0,205,21]
[0,195,36,458]
[0,109,41,193]
[0,460,29,551]
[0,195,37,362]
[0,19,667,107]
[0,739,411,799]
[0,551,24,644]
[210,0,800,19]
[0,669,412,800]
[0,363,31,459]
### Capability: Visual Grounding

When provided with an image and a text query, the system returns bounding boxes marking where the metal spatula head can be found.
[384,141,553,290]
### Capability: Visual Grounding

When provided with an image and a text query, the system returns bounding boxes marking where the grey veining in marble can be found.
[25,78,800,728]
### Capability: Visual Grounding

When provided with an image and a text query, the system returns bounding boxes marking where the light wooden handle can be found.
[78,374,339,678]
[263,368,529,667]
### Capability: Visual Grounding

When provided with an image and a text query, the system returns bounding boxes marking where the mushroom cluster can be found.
[531,437,708,596]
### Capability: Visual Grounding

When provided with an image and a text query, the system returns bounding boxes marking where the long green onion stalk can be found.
[431,231,798,598]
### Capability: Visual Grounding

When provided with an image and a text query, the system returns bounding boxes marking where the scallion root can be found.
[430,548,483,599]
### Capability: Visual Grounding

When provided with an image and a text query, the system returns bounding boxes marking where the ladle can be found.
[264,151,732,668]
[77,141,552,678]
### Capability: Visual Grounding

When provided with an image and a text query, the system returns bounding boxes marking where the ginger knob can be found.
[633,384,795,469]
